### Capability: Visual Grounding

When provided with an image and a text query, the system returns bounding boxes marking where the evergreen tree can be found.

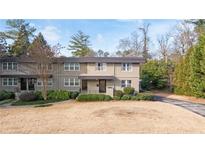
[0,19,36,40]
[0,37,8,56]
[10,25,30,55]
[189,35,205,97]
[68,31,92,57]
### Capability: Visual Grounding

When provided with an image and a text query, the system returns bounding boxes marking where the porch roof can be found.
[79,74,115,80]
[0,74,53,78]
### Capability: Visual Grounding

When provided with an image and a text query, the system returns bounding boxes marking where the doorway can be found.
[99,80,106,93]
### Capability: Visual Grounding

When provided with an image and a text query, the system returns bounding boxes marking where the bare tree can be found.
[116,31,142,57]
[130,31,142,56]
[172,21,196,55]
[139,23,151,61]
[157,33,171,63]
[28,33,60,100]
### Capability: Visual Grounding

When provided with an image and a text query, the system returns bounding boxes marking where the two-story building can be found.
[0,54,144,96]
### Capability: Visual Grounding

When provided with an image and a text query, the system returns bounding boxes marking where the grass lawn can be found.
[1,100,205,133]
[0,99,15,105]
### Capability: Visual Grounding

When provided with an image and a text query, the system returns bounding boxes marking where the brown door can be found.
[28,78,35,91]
[99,80,106,93]
[82,80,87,91]
[20,78,27,90]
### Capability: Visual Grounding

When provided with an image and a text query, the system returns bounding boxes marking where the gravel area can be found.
[1,101,205,133]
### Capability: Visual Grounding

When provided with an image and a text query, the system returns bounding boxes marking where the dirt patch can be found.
[92,106,161,119]
[1,101,205,133]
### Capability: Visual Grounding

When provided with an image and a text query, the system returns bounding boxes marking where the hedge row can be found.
[113,93,154,101]
[19,90,80,102]
[77,94,112,102]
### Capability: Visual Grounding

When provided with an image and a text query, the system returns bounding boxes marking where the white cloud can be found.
[41,26,61,42]
[96,33,104,43]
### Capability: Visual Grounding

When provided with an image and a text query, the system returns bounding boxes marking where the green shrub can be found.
[114,90,123,97]
[34,91,43,100]
[123,87,135,95]
[70,91,79,99]
[104,95,112,101]
[77,94,112,102]
[19,92,37,101]
[0,90,15,101]
[113,96,121,100]
[131,93,154,101]
[121,95,131,100]
[47,90,70,100]
[131,96,141,101]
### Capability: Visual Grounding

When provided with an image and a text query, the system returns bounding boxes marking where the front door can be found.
[99,80,106,93]
[20,78,27,90]
[28,78,35,91]
[82,80,87,91]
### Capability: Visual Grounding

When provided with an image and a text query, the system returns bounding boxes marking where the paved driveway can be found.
[155,96,205,117]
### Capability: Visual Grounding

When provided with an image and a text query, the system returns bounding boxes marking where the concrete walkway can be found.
[155,96,205,117]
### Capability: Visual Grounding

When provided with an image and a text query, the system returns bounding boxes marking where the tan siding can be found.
[114,63,140,78]
[87,63,114,75]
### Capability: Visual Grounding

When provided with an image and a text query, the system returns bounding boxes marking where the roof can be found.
[57,57,145,63]
[0,55,145,64]
[79,74,115,80]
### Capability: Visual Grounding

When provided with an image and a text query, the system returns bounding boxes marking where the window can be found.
[2,62,17,70]
[121,63,132,71]
[64,78,69,86]
[13,63,17,70]
[96,63,106,71]
[3,78,7,86]
[37,80,42,86]
[64,78,80,87]
[3,63,7,70]
[64,63,80,71]
[2,78,18,86]
[121,80,132,88]
[48,64,52,70]
[37,79,53,86]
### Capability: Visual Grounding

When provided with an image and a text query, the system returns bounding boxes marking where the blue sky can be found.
[0,19,180,56]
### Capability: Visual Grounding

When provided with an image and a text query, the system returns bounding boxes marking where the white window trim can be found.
[2,62,17,71]
[96,63,107,71]
[121,63,132,72]
[64,63,80,71]
[2,78,18,86]
[37,79,53,87]
[64,78,80,87]
[121,80,132,88]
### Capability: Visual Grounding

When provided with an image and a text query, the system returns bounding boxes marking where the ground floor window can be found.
[2,78,18,86]
[121,80,131,88]
[64,78,80,87]
[37,78,53,86]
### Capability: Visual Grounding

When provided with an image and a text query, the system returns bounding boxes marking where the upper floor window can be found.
[64,78,80,87]
[2,62,17,71]
[38,64,52,70]
[2,78,18,86]
[121,63,132,72]
[96,63,106,71]
[64,63,80,71]
[121,80,131,88]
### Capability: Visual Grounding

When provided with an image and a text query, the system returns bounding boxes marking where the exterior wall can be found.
[0,77,19,92]
[86,80,114,96]
[0,59,141,94]
[86,63,114,75]
[114,77,139,92]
